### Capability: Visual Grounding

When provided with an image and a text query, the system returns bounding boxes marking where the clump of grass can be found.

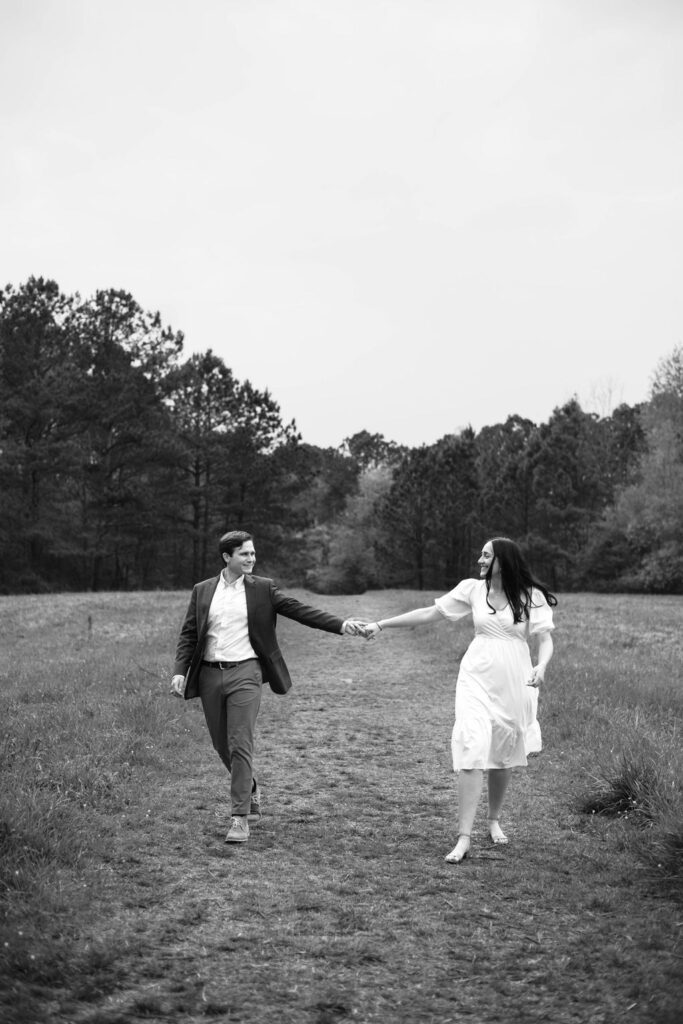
[582,749,664,826]
[580,732,683,894]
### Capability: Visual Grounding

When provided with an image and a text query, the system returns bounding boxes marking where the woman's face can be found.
[478,542,500,579]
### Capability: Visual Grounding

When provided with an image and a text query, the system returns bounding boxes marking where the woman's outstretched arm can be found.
[365,605,442,637]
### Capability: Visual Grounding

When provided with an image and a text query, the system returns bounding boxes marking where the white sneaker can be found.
[225,816,249,843]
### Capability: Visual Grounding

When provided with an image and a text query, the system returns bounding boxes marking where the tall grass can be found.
[1,675,168,909]
[0,594,186,1019]
[539,593,683,890]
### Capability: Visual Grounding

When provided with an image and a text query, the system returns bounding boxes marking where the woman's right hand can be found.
[364,622,383,640]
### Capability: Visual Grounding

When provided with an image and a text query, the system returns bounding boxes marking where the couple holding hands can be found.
[171,530,555,859]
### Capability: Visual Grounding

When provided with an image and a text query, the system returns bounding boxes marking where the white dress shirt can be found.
[203,573,258,663]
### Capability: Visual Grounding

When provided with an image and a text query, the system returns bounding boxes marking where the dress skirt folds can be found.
[435,579,554,771]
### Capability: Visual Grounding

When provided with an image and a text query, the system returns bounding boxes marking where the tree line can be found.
[1,277,681,594]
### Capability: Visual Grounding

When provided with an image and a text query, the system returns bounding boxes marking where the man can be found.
[171,530,366,844]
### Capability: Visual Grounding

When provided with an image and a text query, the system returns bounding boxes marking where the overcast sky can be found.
[2,0,682,447]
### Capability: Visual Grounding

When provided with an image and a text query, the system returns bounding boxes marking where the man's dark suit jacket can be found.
[173,573,345,697]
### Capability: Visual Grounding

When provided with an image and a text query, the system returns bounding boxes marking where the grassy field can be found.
[1,588,682,1024]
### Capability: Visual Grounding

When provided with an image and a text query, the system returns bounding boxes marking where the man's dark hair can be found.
[219,530,253,558]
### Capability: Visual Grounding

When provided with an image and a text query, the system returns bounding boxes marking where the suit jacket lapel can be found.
[197,575,221,635]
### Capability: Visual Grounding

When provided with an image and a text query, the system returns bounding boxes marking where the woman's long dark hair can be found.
[484,536,558,623]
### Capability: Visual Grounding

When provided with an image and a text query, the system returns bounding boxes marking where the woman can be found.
[364,537,556,863]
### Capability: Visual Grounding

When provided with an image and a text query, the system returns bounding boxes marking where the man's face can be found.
[223,541,256,577]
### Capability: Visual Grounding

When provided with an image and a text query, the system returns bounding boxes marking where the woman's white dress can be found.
[435,578,554,770]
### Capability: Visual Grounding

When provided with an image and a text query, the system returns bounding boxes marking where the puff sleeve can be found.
[435,578,478,621]
[528,589,555,636]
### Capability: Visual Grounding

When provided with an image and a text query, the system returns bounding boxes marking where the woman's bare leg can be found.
[487,768,512,843]
[445,769,483,862]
